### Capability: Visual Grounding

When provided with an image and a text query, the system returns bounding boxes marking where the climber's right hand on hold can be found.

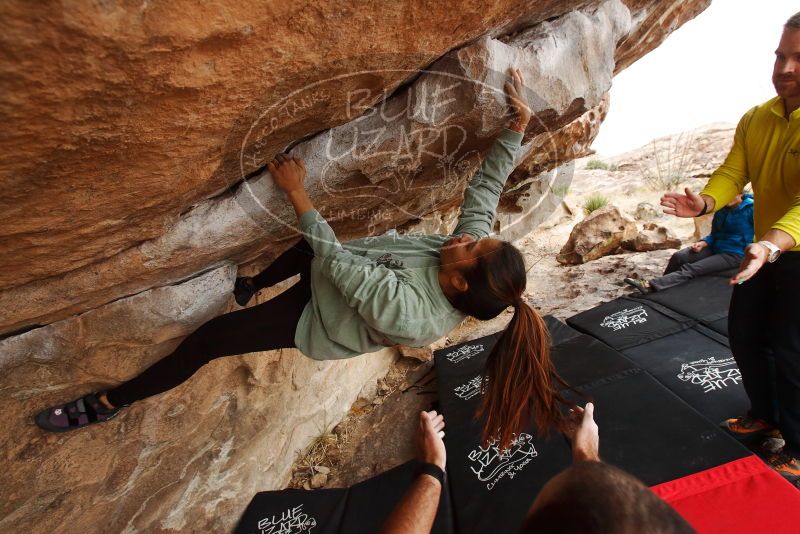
[505,68,531,133]
[268,154,314,218]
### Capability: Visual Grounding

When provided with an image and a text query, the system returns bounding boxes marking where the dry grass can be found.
[638,132,697,191]
[287,358,420,489]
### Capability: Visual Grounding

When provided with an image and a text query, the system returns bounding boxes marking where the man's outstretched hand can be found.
[505,68,531,133]
[417,410,446,471]
[563,402,600,464]
[661,188,707,218]
[730,243,769,285]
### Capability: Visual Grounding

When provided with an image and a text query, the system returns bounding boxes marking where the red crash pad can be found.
[651,455,800,534]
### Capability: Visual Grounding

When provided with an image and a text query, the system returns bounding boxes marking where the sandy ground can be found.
[288,124,737,489]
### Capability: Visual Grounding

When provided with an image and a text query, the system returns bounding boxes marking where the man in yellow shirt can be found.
[661,12,800,480]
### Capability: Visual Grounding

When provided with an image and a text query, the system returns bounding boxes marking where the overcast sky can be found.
[592,0,798,156]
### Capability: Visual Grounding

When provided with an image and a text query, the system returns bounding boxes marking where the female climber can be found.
[36,68,573,449]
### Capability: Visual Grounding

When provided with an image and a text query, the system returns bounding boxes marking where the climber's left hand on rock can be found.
[268,154,306,196]
[268,154,314,218]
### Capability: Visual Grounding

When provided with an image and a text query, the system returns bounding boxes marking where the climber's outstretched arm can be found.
[506,68,532,134]
[452,68,531,239]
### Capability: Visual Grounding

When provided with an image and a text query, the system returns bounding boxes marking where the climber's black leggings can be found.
[106,239,314,407]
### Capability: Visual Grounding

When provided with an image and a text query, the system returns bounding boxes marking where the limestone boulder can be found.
[0,269,396,533]
[634,201,663,220]
[557,205,638,264]
[0,0,710,337]
[623,222,682,252]
[0,1,712,532]
[2,0,601,292]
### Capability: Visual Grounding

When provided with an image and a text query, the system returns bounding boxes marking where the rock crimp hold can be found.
[0,270,396,533]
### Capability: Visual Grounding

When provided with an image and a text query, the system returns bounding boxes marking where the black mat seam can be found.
[694,323,731,347]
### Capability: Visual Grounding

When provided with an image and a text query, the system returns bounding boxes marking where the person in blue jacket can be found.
[625,192,754,293]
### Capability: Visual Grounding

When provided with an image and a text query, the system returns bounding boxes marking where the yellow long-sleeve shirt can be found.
[701,96,800,251]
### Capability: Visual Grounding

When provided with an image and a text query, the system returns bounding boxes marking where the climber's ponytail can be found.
[476,300,573,449]
[450,240,574,450]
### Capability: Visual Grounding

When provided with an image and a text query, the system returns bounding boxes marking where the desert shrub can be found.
[586,159,610,170]
[583,193,609,215]
[639,132,696,191]
[551,183,571,199]
[585,160,619,172]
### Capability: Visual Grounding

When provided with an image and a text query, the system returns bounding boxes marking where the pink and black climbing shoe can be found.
[35,393,121,432]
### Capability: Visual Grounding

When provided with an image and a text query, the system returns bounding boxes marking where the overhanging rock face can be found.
[0,1,709,532]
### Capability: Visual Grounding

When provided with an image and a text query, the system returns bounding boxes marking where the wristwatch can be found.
[756,240,781,263]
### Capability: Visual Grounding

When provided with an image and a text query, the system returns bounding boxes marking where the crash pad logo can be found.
[467,433,538,491]
[445,344,484,364]
[454,375,483,400]
[677,356,742,394]
[257,504,316,533]
[600,306,648,331]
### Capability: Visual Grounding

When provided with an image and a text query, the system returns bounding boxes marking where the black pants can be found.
[650,247,741,291]
[107,239,314,407]
[728,252,800,456]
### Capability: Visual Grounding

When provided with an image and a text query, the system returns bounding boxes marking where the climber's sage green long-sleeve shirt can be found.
[701,96,800,250]
[293,128,523,360]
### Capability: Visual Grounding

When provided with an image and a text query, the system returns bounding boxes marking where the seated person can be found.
[625,192,753,293]
[381,404,694,534]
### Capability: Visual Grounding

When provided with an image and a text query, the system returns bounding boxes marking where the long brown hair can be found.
[452,241,574,449]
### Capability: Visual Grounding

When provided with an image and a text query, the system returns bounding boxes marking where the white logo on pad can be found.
[454,375,483,400]
[677,356,742,393]
[467,433,538,491]
[600,306,648,331]
[445,344,484,364]
[257,504,317,533]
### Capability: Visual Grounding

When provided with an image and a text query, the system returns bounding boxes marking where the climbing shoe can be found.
[35,393,120,433]
[768,452,800,480]
[721,414,775,436]
[623,277,652,294]
[234,276,257,306]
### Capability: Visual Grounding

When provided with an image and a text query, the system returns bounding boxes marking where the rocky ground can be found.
[288,123,737,490]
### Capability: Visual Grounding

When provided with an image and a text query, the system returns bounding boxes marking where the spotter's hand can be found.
[730,243,768,285]
[661,188,705,218]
